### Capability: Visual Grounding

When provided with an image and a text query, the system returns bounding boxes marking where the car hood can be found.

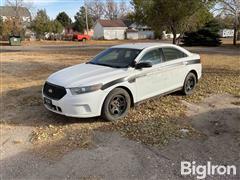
[47,63,128,88]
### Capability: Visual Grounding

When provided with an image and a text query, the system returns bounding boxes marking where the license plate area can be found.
[44,97,52,106]
[44,97,62,112]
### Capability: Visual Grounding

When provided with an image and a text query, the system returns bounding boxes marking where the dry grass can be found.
[1,45,239,156]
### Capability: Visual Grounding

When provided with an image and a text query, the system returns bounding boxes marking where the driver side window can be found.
[140,49,163,65]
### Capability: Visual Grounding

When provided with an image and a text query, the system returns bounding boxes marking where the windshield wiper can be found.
[87,61,124,68]
[86,61,96,64]
[94,63,122,68]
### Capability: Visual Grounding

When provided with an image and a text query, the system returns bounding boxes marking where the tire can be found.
[182,72,197,95]
[102,88,131,122]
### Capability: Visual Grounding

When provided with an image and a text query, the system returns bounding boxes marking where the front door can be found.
[134,48,166,101]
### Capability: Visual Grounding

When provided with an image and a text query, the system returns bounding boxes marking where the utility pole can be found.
[84,0,89,35]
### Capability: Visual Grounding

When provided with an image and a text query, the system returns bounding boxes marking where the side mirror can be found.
[135,62,152,69]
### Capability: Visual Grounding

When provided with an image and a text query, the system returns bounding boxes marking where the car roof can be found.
[111,43,177,50]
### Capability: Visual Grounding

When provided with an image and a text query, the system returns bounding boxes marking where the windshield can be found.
[89,48,141,68]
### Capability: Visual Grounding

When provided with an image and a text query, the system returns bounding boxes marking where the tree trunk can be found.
[233,26,237,46]
[171,26,177,44]
[172,33,177,44]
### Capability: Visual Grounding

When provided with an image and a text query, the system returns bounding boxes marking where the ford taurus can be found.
[42,43,202,121]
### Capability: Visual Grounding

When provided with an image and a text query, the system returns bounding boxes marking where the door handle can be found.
[183,61,188,65]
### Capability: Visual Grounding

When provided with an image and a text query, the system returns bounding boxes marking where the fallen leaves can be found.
[3,50,239,157]
[30,53,239,151]
[30,125,93,159]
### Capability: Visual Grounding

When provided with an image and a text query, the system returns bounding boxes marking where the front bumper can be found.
[42,89,106,118]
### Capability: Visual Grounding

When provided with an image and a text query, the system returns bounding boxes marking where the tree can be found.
[56,12,72,28]
[31,9,50,39]
[118,0,129,19]
[104,0,119,20]
[182,20,222,46]
[215,0,240,45]
[49,20,63,34]
[5,0,32,36]
[73,6,94,33]
[87,0,130,21]
[0,17,23,38]
[132,0,213,44]
[0,17,3,36]
[86,0,105,21]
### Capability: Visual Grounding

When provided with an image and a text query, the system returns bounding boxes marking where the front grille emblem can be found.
[48,88,53,93]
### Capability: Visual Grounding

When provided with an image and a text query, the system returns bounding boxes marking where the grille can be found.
[43,82,67,100]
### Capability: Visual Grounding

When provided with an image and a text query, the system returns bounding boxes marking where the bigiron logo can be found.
[181,161,237,179]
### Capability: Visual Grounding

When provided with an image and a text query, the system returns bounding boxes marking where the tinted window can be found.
[90,48,141,68]
[140,49,163,65]
[162,48,187,61]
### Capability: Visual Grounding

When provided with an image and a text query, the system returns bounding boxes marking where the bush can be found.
[182,20,222,46]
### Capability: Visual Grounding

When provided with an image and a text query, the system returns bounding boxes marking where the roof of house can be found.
[126,29,138,33]
[129,22,151,29]
[0,6,31,17]
[97,19,127,27]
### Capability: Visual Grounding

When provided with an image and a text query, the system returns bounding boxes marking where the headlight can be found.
[69,84,102,95]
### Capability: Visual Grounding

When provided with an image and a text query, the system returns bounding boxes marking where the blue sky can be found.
[0,0,131,20]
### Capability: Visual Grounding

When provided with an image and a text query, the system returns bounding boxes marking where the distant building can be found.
[93,19,127,40]
[162,31,180,39]
[126,29,139,40]
[0,6,31,26]
[126,23,155,39]
[218,29,234,38]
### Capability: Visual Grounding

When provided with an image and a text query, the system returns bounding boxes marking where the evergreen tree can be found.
[31,9,51,39]
[49,20,63,34]
[182,20,222,46]
[73,6,94,33]
[56,12,72,28]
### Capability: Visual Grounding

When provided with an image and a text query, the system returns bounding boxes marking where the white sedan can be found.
[42,43,202,121]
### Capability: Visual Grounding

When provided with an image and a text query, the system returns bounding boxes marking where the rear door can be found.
[160,47,189,91]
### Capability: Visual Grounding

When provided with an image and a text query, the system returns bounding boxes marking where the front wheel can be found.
[182,72,197,95]
[102,88,131,122]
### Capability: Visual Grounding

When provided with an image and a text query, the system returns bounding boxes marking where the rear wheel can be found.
[182,72,197,95]
[102,88,131,122]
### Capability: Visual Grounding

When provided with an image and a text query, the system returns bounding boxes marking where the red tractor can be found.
[73,34,91,42]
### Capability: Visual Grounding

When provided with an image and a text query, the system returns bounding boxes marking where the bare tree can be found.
[5,0,32,35]
[86,0,105,21]
[104,0,119,20]
[118,0,129,19]
[216,0,240,45]
[103,0,130,20]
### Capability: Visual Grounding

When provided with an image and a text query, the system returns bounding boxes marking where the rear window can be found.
[162,48,187,61]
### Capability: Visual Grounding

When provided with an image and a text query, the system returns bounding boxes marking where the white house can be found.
[126,29,139,40]
[218,29,234,38]
[126,23,155,40]
[93,19,127,40]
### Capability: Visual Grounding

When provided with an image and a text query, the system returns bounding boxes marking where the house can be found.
[126,23,155,39]
[93,19,127,40]
[218,29,234,38]
[0,6,31,26]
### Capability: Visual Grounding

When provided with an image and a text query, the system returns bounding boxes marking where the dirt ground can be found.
[0,40,240,179]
